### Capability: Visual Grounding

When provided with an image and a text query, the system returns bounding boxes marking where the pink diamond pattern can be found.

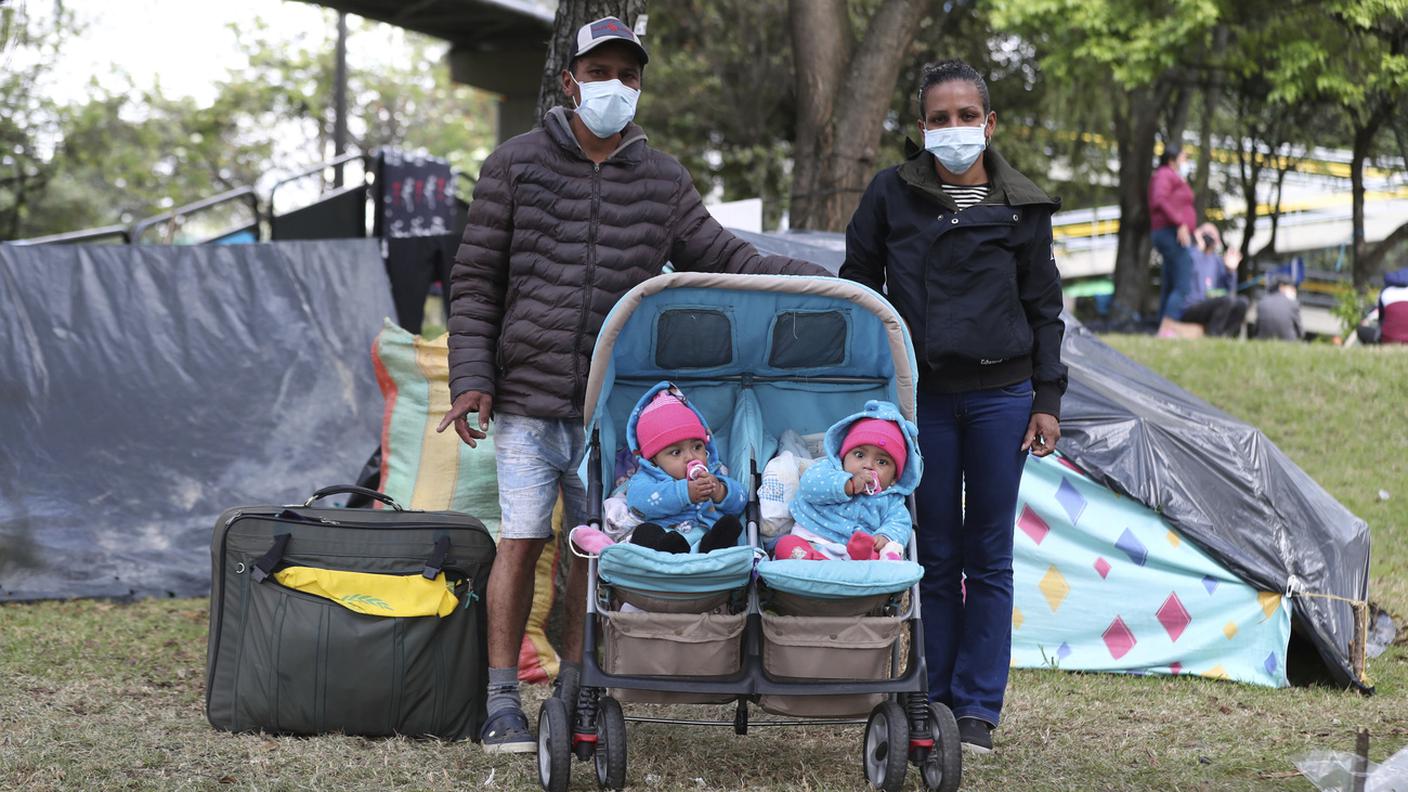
[1093,557,1111,579]
[1017,505,1050,545]
[1102,616,1136,660]
[1156,592,1192,642]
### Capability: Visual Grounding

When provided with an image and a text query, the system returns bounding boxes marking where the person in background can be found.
[1377,268,1408,344]
[1149,143,1198,332]
[1253,275,1303,341]
[1177,223,1249,338]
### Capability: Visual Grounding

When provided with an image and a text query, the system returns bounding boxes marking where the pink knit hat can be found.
[840,418,907,477]
[636,390,708,461]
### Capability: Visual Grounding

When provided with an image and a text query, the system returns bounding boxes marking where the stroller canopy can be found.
[583,272,917,487]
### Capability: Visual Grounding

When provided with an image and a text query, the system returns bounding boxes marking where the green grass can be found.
[3,337,1406,791]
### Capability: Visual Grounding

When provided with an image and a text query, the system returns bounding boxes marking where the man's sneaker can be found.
[957,717,993,754]
[480,707,536,753]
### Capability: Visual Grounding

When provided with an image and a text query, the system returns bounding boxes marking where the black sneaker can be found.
[957,717,993,754]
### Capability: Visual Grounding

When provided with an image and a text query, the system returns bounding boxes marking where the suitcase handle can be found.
[304,485,404,511]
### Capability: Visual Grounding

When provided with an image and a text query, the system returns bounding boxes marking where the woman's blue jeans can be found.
[1153,226,1193,321]
[915,382,1032,727]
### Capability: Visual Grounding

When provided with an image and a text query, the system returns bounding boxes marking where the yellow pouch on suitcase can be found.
[274,566,459,617]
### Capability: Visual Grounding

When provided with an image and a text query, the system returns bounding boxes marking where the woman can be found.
[840,59,1066,755]
[1149,144,1198,327]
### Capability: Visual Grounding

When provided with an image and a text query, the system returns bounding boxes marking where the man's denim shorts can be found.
[494,413,590,540]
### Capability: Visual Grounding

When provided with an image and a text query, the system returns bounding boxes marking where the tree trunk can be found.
[1262,152,1292,263]
[1165,80,1193,149]
[1235,136,1262,279]
[536,0,648,122]
[788,0,929,231]
[1358,217,1408,277]
[1350,122,1373,287]
[1193,26,1228,220]
[1110,85,1162,323]
[787,0,852,231]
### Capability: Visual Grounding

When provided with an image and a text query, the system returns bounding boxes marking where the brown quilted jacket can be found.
[447,107,828,419]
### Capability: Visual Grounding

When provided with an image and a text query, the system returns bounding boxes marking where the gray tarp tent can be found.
[0,240,392,601]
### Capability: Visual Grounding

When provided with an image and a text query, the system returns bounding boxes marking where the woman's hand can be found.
[1177,224,1192,247]
[1023,413,1060,457]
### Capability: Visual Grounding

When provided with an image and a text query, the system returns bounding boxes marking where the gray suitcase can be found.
[205,485,495,740]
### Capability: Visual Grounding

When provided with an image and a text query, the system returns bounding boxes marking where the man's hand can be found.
[688,476,716,504]
[435,391,493,448]
[1177,224,1192,248]
[1022,413,1060,457]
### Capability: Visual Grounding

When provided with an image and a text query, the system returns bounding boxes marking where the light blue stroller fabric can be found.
[598,544,757,595]
[757,558,924,599]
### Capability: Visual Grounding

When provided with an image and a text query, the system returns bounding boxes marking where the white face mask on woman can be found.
[571,76,640,139]
[923,124,987,174]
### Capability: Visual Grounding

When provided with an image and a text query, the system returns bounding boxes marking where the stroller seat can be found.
[758,556,922,617]
[598,543,755,613]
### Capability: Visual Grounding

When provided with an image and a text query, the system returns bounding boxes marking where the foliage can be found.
[636,0,797,228]
[2,10,497,241]
[1332,284,1380,337]
[0,3,76,238]
[989,0,1219,86]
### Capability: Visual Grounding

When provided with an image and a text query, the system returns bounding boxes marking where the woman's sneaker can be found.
[957,717,993,754]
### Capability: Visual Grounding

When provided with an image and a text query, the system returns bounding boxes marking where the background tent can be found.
[0,240,392,601]
[743,229,1371,690]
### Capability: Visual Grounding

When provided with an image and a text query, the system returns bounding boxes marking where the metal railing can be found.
[10,149,473,246]
[129,186,262,245]
[7,224,132,245]
[268,151,372,217]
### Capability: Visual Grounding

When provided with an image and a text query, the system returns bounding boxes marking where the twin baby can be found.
[573,382,920,561]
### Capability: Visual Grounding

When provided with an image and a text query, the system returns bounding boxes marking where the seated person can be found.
[573,383,744,555]
[1380,268,1408,344]
[1253,275,1303,341]
[1178,224,1249,338]
[775,401,921,562]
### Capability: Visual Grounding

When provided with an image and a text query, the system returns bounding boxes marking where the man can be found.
[1253,275,1303,341]
[1177,224,1249,338]
[435,17,826,753]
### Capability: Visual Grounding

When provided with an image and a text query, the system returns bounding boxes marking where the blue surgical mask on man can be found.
[572,76,639,139]
[923,124,987,174]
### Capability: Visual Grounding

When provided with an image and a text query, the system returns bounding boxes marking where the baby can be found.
[574,383,745,554]
[776,400,921,562]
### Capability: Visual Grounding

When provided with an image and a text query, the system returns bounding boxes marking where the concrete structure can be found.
[300,0,554,142]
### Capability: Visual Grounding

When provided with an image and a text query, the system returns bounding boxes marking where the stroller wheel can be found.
[919,702,962,792]
[537,697,571,792]
[862,701,909,792]
[594,695,627,790]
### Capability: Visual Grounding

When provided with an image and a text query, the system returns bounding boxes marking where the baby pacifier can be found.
[686,459,709,480]
[863,470,881,495]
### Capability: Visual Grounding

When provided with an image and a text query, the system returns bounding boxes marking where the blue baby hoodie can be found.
[625,381,747,549]
[788,400,923,546]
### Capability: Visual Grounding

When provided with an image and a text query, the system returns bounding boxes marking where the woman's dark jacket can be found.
[840,144,1068,417]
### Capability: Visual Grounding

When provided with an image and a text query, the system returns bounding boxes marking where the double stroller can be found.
[538,273,962,792]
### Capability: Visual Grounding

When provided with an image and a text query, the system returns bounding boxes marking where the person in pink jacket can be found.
[1148,144,1198,327]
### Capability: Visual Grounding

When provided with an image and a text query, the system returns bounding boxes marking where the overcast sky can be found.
[41,0,387,105]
